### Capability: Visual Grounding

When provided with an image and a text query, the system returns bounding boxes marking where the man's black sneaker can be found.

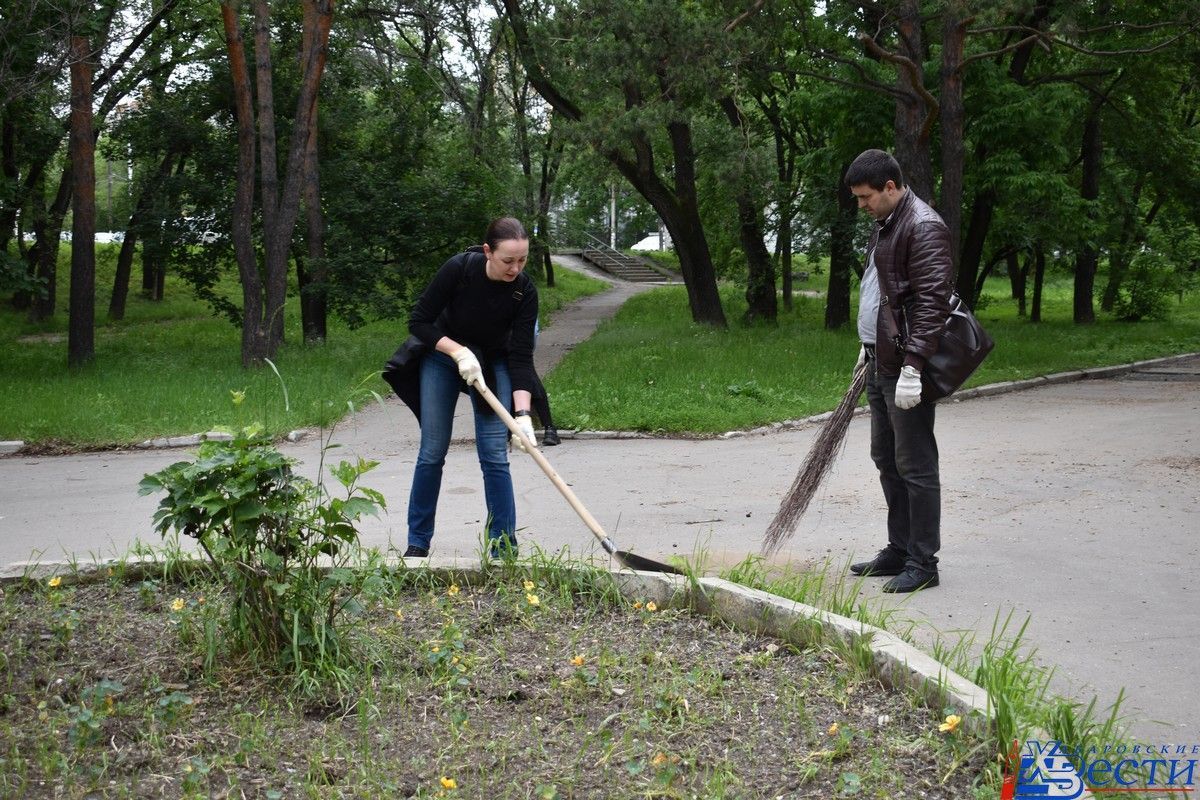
[542,426,561,447]
[849,550,907,577]
[882,568,939,593]
[403,545,429,558]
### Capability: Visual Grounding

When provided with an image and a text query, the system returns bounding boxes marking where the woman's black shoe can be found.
[403,545,429,558]
[542,426,561,446]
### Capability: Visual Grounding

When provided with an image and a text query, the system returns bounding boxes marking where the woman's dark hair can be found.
[845,149,905,191]
[485,217,529,250]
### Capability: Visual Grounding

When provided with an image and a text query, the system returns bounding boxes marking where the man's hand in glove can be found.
[512,412,536,453]
[894,365,923,410]
[451,348,482,386]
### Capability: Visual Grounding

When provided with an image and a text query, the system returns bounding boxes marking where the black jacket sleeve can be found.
[506,281,539,393]
[408,255,464,348]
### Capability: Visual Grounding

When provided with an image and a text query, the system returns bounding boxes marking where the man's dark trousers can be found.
[865,361,940,573]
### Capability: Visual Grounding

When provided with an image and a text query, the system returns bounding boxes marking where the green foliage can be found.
[545,278,1200,433]
[138,426,386,691]
[1115,253,1174,321]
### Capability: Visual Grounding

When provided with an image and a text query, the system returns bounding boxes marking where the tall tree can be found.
[501,0,732,327]
[219,0,332,366]
[67,26,96,367]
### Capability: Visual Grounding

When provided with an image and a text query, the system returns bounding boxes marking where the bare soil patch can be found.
[0,571,987,798]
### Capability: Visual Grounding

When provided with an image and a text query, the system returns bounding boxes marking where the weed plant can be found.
[138,425,387,694]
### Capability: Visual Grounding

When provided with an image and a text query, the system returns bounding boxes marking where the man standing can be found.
[846,149,954,593]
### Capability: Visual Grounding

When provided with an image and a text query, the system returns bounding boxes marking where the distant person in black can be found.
[530,319,560,446]
[403,217,538,559]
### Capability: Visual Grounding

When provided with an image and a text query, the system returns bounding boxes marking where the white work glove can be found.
[894,365,923,410]
[512,413,536,453]
[450,348,482,386]
[855,345,866,373]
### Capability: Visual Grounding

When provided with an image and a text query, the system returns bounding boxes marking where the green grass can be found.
[0,246,607,446]
[545,274,1200,432]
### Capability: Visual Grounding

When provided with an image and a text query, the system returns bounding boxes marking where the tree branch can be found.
[724,0,766,33]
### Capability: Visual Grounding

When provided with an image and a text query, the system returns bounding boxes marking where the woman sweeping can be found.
[402,217,538,559]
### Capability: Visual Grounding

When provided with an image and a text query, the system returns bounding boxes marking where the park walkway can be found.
[1,267,1196,745]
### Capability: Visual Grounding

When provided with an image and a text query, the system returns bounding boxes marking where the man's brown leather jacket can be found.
[867,189,956,376]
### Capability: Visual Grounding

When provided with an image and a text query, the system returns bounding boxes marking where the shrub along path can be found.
[0,257,1196,748]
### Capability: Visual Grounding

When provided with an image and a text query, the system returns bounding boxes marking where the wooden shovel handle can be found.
[471,379,617,555]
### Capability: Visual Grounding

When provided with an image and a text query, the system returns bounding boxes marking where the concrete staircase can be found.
[581,246,672,283]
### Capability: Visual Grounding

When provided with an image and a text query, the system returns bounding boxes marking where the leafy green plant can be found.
[138,425,385,690]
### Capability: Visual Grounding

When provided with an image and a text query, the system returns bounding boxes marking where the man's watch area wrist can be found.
[514,409,532,417]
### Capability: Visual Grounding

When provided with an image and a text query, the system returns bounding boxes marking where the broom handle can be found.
[471,378,618,556]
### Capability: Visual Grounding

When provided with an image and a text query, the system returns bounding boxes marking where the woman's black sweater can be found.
[409,249,539,393]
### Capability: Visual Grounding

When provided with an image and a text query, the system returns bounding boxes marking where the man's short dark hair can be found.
[846,149,905,191]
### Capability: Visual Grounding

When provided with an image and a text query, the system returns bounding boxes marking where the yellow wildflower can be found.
[451,656,460,664]
[651,752,668,767]
[431,645,440,653]
[183,763,194,774]
[570,655,584,667]
[646,602,658,612]
[47,576,62,588]
[440,776,457,790]
[447,584,460,596]
[525,593,540,606]
[827,722,840,736]
[633,601,644,610]
[523,580,535,592]
[395,608,405,619]
[939,714,961,734]
[170,598,185,612]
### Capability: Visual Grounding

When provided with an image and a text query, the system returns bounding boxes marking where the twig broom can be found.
[761,363,869,557]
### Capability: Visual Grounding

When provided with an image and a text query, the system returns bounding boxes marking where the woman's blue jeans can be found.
[407,350,516,551]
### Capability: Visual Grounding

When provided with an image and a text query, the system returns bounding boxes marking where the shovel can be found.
[471,378,684,575]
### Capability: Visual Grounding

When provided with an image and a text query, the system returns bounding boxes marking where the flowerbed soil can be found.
[0,571,988,799]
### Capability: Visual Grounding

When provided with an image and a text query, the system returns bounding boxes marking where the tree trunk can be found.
[0,116,16,256]
[826,167,856,330]
[299,34,327,345]
[222,0,333,365]
[535,116,563,288]
[68,34,97,368]
[28,166,72,321]
[1074,105,1102,324]
[957,186,994,307]
[892,0,934,202]
[221,1,268,366]
[1031,244,1045,323]
[110,150,176,320]
[719,96,775,324]
[777,200,793,312]
[1016,251,1031,317]
[938,5,967,269]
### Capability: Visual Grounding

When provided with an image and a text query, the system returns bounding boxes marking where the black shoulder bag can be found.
[912,291,995,402]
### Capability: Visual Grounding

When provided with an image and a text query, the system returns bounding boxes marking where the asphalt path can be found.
[1,260,1196,744]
